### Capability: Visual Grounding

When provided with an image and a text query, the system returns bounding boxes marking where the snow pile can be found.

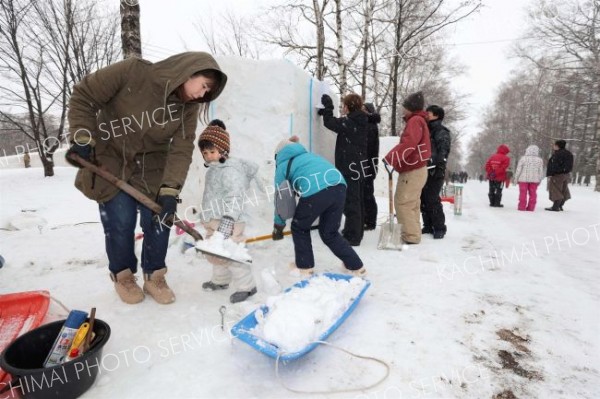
[259,268,282,296]
[8,211,48,231]
[252,276,367,353]
[194,231,252,263]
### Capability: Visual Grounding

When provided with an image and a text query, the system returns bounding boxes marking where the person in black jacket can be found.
[319,93,368,246]
[363,102,380,230]
[420,105,451,239]
[545,139,573,211]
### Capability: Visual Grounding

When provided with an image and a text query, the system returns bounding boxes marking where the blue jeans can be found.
[99,191,171,274]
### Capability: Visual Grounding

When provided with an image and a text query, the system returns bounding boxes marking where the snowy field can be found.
[1,162,599,399]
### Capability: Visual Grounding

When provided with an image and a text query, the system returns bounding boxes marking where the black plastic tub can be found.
[0,319,111,399]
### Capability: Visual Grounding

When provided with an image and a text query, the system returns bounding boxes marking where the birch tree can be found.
[120,0,141,59]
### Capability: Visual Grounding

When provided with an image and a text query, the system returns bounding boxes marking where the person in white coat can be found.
[515,145,544,211]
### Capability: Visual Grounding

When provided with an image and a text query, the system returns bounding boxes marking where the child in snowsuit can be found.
[197,120,258,303]
[271,137,366,277]
[485,144,510,207]
[515,145,544,211]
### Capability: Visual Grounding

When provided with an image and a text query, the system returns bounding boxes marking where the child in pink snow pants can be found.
[515,145,544,211]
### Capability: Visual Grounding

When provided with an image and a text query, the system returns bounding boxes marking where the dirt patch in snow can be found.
[493,390,518,399]
[496,329,530,353]
[497,350,543,380]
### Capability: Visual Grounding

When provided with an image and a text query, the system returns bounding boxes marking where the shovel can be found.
[377,162,403,250]
[68,153,249,264]
[244,224,321,244]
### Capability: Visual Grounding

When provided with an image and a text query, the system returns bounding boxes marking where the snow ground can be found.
[1,164,599,399]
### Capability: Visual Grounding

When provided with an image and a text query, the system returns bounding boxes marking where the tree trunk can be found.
[313,0,326,80]
[334,0,346,94]
[42,157,54,177]
[361,0,373,99]
[595,101,600,192]
[390,7,402,137]
[120,0,141,59]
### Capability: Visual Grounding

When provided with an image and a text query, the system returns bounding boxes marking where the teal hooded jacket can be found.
[274,143,346,225]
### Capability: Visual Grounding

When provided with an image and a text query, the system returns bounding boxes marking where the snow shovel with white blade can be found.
[377,161,403,250]
[68,153,251,265]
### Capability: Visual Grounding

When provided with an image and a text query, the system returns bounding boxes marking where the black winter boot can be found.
[559,200,565,211]
[433,227,446,239]
[230,287,257,303]
[496,194,504,207]
[422,226,434,234]
[545,201,561,211]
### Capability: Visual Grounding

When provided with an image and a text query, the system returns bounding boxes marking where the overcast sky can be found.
[132,0,532,144]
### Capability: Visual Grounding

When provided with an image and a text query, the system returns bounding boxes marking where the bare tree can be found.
[120,0,141,59]
[260,0,479,136]
[0,0,119,176]
[258,0,331,78]
[384,0,482,135]
[518,0,600,190]
[193,8,264,60]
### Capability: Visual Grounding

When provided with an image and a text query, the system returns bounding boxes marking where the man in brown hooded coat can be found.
[66,52,227,304]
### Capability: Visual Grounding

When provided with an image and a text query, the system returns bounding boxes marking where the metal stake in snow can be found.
[454,184,463,216]
[219,306,226,331]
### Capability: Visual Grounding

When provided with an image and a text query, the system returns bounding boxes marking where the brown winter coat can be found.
[68,52,227,203]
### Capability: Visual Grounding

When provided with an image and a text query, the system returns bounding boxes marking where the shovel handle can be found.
[244,224,319,244]
[245,231,292,243]
[69,153,203,241]
[383,161,394,219]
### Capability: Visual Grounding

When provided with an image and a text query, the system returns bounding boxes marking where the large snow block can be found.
[210,56,337,162]
[180,57,338,228]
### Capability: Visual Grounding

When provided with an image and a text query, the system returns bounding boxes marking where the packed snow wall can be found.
[180,56,339,225]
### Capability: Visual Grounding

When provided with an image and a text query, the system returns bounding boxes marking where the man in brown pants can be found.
[545,139,573,211]
[383,91,431,244]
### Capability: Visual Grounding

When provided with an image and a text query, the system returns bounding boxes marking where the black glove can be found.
[217,216,235,239]
[317,108,326,116]
[155,186,180,228]
[321,94,333,110]
[65,141,93,168]
[272,224,285,241]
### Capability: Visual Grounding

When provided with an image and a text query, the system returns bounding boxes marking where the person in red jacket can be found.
[485,144,510,207]
[384,91,431,244]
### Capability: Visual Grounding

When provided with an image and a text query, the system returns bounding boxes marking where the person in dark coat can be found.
[545,139,573,211]
[485,144,510,207]
[420,105,451,239]
[363,102,380,230]
[319,93,369,246]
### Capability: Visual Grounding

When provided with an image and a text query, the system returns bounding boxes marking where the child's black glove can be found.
[272,224,285,241]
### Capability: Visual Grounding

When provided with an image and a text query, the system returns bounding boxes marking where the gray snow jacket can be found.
[200,158,259,222]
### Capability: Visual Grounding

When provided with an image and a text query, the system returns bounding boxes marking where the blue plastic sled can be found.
[231,273,370,361]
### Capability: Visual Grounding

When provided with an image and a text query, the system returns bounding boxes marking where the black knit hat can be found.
[402,91,425,112]
[555,139,566,149]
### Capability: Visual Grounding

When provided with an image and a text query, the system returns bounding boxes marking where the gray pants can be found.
[203,220,255,291]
